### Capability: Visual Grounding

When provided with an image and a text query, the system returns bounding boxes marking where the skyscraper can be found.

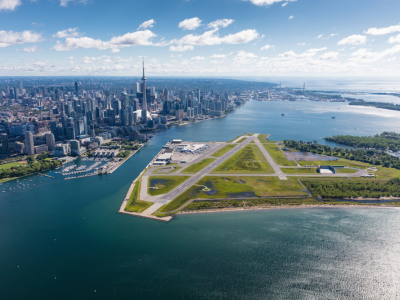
[1,134,10,157]
[75,82,79,97]
[19,81,23,94]
[142,61,147,110]
[45,133,56,151]
[24,131,34,155]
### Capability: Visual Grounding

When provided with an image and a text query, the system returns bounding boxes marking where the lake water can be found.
[2,99,400,299]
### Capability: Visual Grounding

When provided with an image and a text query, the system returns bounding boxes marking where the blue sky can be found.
[1,0,400,76]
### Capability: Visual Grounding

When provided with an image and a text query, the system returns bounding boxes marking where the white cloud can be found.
[0,30,42,48]
[388,34,400,44]
[234,51,257,64]
[52,30,157,51]
[289,15,294,20]
[0,0,21,11]
[319,51,339,60]
[178,18,202,30]
[337,35,366,45]
[169,45,194,52]
[350,45,400,62]
[68,56,74,60]
[364,23,400,35]
[170,54,182,57]
[53,28,81,38]
[191,56,205,61]
[245,0,296,6]
[82,55,111,64]
[138,19,156,30]
[211,54,226,58]
[208,19,234,30]
[60,0,90,7]
[297,42,308,46]
[111,49,120,53]
[23,46,37,53]
[282,2,288,7]
[260,44,274,50]
[172,29,259,46]
[317,34,323,39]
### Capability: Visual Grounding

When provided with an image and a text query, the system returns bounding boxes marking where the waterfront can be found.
[2,99,400,299]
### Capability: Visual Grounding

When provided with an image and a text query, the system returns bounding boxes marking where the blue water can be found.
[2,99,400,299]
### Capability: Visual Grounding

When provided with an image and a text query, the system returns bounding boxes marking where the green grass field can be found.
[370,167,400,179]
[125,181,153,213]
[154,166,182,174]
[283,168,318,174]
[263,143,297,166]
[212,145,273,174]
[181,158,216,174]
[148,176,190,196]
[0,161,27,170]
[211,144,237,157]
[298,158,372,169]
[227,135,245,143]
[335,168,358,173]
[257,134,270,143]
[158,176,307,213]
[236,138,247,143]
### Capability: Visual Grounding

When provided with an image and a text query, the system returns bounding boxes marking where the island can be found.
[119,133,400,222]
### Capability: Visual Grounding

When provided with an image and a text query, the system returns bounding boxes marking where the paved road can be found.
[154,136,253,204]
[254,134,287,180]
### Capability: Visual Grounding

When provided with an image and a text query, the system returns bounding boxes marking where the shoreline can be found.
[179,204,400,215]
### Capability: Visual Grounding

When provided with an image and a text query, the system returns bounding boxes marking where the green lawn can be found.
[211,144,237,157]
[298,158,372,169]
[181,158,216,174]
[263,143,297,166]
[212,145,273,174]
[371,167,400,179]
[148,176,190,196]
[227,135,245,143]
[257,134,270,143]
[158,176,307,213]
[125,181,153,213]
[154,166,182,174]
[236,138,247,143]
[283,168,318,174]
[335,168,358,173]
[0,161,27,170]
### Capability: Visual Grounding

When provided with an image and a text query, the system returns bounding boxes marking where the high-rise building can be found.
[1,134,10,157]
[45,133,56,151]
[120,108,127,126]
[67,127,75,140]
[142,61,147,110]
[132,82,140,95]
[24,131,34,155]
[127,106,134,126]
[19,81,23,95]
[74,82,79,97]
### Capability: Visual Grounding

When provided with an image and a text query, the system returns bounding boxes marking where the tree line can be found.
[0,154,62,179]
[324,132,400,151]
[284,140,400,169]
[349,100,400,112]
[303,178,400,199]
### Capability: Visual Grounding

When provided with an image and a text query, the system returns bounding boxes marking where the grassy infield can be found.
[181,158,216,174]
[148,176,190,196]
[127,134,400,217]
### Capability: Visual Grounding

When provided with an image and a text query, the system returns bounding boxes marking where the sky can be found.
[1,0,400,77]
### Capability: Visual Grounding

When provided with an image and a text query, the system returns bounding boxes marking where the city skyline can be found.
[0,0,400,76]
